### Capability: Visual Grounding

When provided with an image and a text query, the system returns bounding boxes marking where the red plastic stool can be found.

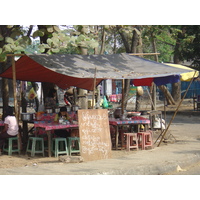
[124,133,138,151]
[137,131,153,150]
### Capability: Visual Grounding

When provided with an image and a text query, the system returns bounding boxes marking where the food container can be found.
[21,113,34,121]
[131,112,141,116]
[72,105,79,111]
[127,111,141,117]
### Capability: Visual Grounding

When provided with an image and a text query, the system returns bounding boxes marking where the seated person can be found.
[54,107,72,138]
[0,106,19,154]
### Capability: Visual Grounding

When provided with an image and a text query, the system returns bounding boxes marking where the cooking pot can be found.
[55,108,60,113]
[113,108,127,119]
[46,108,53,113]
[66,106,71,112]
[72,105,79,111]
[21,113,34,121]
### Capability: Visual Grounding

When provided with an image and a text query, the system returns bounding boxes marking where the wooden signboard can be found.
[78,109,112,161]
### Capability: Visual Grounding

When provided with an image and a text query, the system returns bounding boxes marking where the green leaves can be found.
[33,29,45,38]
[0,34,4,41]
[0,53,7,62]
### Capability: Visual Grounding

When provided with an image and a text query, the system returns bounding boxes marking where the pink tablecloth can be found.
[0,121,4,126]
[109,116,150,126]
[34,121,78,131]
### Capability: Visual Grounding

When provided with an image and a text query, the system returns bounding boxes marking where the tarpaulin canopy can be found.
[0,53,193,90]
[133,63,199,86]
[164,63,199,81]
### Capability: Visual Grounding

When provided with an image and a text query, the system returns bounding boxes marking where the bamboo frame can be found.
[6,54,25,121]
[157,71,198,147]
[92,67,97,109]
[129,53,160,56]
[11,56,18,121]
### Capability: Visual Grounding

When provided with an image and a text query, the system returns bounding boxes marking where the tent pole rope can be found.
[157,71,198,147]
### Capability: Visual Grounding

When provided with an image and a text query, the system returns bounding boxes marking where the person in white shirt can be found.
[0,106,18,154]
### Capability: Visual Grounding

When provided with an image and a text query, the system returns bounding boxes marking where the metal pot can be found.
[46,108,53,113]
[66,106,71,112]
[55,108,60,113]
[21,113,34,121]
[114,108,127,119]
[72,105,79,111]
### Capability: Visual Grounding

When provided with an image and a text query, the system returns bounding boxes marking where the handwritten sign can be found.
[78,109,112,161]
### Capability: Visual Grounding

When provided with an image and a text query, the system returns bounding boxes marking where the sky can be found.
[2,1,198,25]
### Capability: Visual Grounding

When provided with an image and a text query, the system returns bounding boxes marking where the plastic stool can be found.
[51,138,68,157]
[137,131,153,150]
[124,133,138,151]
[3,136,20,156]
[67,137,80,156]
[26,137,45,157]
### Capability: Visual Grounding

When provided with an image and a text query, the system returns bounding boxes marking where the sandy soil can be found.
[0,99,197,169]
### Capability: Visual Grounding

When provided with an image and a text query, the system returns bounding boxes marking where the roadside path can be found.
[0,113,199,175]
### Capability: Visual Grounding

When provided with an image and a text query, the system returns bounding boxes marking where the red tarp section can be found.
[0,55,103,90]
[132,78,154,86]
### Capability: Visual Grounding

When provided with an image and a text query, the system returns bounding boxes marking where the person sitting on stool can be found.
[0,106,19,155]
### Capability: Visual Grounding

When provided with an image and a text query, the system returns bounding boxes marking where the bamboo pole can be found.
[11,56,18,121]
[121,79,125,115]
[129,53,160,56]
[92,67,97,109]
[157,71,198,147]
[6,54,25,56]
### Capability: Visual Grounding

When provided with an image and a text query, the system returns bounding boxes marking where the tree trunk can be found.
[0,26,13,118]
[172,82,181,102]
[78,46,88,109]
[100,26,106,54]
[117,26,131,53]
[38,25,58,105]
[113,31,117,54]
[158,85,175,105]
[173,26,187,102]
[94,25,99,55]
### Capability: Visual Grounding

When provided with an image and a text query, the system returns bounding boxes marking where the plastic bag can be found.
[28,87,37,100]
[103,96,108,108]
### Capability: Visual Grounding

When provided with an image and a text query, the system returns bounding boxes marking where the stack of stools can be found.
[26,137,45,157]
[124,133,138,151]
[3,136,20,156]
[67,137,80,156]
[51,137,68,157]
[137,131,153,150]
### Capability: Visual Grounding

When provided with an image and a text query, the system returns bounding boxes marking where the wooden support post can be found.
[92,67,97,109]
[121,79,125,115]
[11,56,18,121]
[157,71,198,147]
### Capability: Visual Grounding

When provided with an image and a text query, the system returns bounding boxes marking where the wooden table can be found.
[109,116,150,150]
[34,121,79,157]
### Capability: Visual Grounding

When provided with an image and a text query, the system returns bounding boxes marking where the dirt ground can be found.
[0,98,197,169]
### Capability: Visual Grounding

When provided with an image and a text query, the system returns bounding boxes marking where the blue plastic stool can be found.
[26,137,45,157]
[3,136,20,156]
[67,137,80,156]
[51,137,68,157]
